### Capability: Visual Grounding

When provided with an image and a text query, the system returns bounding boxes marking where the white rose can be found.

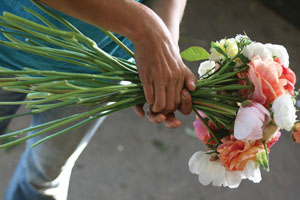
[265,43,289,67]
[198,61,215,78]
[189,151,261,188]
[272,94,297,131]
[242,42,273,61]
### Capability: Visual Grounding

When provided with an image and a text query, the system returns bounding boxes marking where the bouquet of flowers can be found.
[188,36,299,188]
[0,0,298,188]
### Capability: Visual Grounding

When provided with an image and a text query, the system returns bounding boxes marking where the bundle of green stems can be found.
[0,0,249,148]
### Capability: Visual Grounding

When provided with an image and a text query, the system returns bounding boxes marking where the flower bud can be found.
[262,124,279,142]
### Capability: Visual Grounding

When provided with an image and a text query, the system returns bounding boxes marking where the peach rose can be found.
[248,55,294,106]
[217,136,265,171]
[292,122,300,144]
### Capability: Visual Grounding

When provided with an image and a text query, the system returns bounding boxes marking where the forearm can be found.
[38,0,196,119]
[38,0,168,43]
[144,0,187,43]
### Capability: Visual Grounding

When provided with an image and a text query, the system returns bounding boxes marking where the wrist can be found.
[125,4,170,45]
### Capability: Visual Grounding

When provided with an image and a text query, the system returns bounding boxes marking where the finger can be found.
[152,81,166,113]
[134,104,145,118]
[164,82,176,114]
[165,113,182,128]
[174,72,184,110]
[148,110,166,124]
[142,81,155,105]
[184,67,197,91]
[179,89,192,115]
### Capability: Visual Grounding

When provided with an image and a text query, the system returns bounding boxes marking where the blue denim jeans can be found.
[2,89,106,200]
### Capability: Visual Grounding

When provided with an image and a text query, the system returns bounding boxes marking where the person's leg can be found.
[5,105,106,200]
[0,89,27,135]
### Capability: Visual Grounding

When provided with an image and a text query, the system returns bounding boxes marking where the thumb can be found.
[184,67,197,91]
[179,89,192,115]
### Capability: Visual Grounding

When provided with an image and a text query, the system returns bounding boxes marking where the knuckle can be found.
[166,102,176,113]
[163,70,173,82]
[168,72,174,81]
[155,78,165,88]
[153,102,165,112]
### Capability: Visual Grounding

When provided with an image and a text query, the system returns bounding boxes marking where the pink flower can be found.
[234,103,271,140]
[266,131,281,148]
[193,112,211,144]
[248,55,293,106]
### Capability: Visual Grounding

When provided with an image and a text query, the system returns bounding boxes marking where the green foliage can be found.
[180,46,209,62]
[257,142,270,172]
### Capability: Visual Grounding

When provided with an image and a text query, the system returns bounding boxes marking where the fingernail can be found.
[182,90,189,99]
[190,81,196,89]
[157,115,165,122]
[175,121,181,127]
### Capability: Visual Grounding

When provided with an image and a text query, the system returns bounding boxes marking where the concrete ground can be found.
[1,0,300,199]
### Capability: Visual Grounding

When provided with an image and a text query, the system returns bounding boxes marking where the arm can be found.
[135,0,193,128]
[38,0,196,115]
[144,0,187,43]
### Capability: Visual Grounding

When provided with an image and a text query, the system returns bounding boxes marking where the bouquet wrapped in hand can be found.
[0,0,298,188]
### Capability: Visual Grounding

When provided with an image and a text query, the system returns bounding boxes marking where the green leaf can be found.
[180,46,210,62]
[241,100,253,107]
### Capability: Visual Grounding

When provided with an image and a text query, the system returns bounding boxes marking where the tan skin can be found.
[38,0,196,128]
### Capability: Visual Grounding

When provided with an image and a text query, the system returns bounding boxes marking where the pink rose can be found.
[234,103,271,140]
[193,112,211,144]
[248,56,294,106]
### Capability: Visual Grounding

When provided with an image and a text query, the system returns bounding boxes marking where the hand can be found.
[134,89,193,128]
[134,26,196,114]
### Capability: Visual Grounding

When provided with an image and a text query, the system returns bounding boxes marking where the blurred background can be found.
[0,0,299,199]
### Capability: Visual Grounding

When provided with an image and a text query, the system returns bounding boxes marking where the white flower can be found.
[272,94,296,131]
[242,42,290,68]
[198,61,215,78]
[188,151,261,188]
[235,34,250,43]
[242,42,273,61]
[265,43,289,67]
[210,38,238,62]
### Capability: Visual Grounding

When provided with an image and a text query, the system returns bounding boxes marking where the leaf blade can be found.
[180,46,210,62]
